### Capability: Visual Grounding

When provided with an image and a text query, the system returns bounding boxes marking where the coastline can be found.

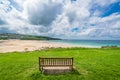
[49,40,100,48]
[0,40,99,53]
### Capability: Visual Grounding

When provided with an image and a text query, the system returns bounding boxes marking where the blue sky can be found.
[0,0,120,40]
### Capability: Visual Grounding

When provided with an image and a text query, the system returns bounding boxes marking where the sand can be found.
[0,40,77,53]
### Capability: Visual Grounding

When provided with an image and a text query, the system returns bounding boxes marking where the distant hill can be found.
[0,33,61,40]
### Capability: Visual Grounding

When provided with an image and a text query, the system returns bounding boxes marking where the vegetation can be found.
[0,48,120,80]
[101,46,118,48]
[0,33,60,40]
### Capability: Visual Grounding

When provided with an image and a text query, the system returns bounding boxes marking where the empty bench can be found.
[39,57,73,74]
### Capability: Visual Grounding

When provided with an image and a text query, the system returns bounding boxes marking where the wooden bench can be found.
[39,57,73,74]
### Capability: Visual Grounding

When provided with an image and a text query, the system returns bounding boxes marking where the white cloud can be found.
[23,0,63,26]
[0,0,120,39]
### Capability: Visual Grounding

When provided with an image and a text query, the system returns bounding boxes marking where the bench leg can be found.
[70,66,73,71]
[40,67,44,73]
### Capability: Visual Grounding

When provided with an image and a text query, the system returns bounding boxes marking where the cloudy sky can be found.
[0,0,120,40]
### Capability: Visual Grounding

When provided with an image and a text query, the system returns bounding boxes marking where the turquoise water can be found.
[49,40,120,48]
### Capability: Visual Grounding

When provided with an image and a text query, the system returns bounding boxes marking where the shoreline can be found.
[49,41,100,48]
[0,40,99,53]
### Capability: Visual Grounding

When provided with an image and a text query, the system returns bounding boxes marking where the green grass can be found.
[0,48,120,80]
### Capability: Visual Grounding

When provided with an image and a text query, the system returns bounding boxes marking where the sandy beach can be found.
[0,40,77,53]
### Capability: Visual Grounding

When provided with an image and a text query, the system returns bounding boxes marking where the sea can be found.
[49,40,120,48]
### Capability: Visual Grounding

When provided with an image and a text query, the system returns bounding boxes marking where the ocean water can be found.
[49,40,120,48]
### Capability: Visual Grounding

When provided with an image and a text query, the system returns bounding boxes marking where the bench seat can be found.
[42,66,72,74]
[43,66,70,70]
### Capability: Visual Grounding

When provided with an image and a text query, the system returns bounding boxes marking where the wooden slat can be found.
[39,57,73,71]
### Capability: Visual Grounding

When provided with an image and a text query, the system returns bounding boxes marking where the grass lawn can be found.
[0,48,120,80]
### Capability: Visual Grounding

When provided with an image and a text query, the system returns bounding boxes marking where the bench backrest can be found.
[39,57,73,67]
